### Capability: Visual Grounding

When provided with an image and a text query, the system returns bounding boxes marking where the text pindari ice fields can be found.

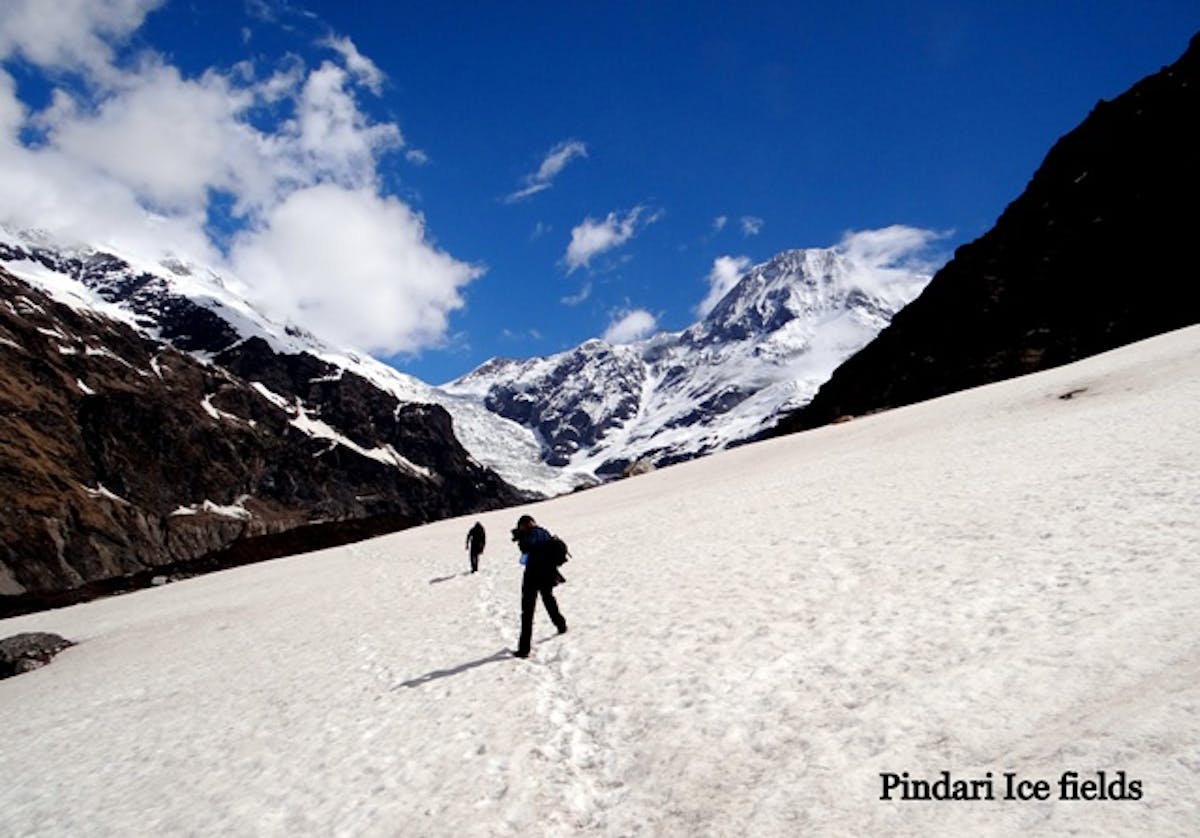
[879,770,1142,801]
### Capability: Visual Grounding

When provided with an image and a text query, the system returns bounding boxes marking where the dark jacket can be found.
[517,526,559,583]
[467,523,486,552]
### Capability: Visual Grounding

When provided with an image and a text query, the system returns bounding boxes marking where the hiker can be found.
[510,514,567,658]
[465,521,486,573]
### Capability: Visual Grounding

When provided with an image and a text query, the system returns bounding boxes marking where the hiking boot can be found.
[512,649,529,658]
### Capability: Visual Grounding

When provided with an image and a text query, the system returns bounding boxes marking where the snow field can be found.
[2,326,1198,836]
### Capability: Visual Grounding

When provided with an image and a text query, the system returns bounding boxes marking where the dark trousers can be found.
[518,570,565,655]
[469,549,481,572]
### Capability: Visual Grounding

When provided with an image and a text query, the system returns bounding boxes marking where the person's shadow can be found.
[395,648,511,689]
[394,635,560,689]
[428,572,472,585]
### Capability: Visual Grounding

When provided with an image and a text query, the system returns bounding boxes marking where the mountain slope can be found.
[446,245,931,475]
[2,325,1196,835]
[0,264,524,613]
[775,33,1200,434]
[0,228,595,498]
[1,225,930,489]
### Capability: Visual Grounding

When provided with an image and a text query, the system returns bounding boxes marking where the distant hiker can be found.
[510,514,568,658]
[466,521,486,573]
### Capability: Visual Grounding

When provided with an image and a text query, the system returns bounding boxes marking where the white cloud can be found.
[561,281,592,306]
[0,71,25,139]
[405,148,429,166]
[696,255,752,317]
[712,215,728,233]
[229,185,481,355]
[603,308,657,344]
[565,206,657,273]
[506,182,551,203]
[833,225,947,301]
[0,0,163,81]
[44,63,265,213]
[0,6,476,355]
[534,140,586,182]
[290,61,402,187]
[245,0,278,23]
[505,139,586,203]
[320,35,384,95]
[837,224,941,267]
[740,215,764,236]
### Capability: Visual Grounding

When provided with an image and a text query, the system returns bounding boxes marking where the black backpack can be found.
[530,534,570,566]
[544,535,570,566]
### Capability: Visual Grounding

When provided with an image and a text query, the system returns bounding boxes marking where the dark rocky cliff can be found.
[0,268,524,615]
[775,34,1200,434]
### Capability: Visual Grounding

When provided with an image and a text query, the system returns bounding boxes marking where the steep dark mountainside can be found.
[776,34,1200,434]
[0,267,523,615]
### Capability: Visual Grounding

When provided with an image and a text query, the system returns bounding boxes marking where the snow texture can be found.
[1,326,1198,836]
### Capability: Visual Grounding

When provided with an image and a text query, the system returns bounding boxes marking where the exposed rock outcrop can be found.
[0,632,73,678]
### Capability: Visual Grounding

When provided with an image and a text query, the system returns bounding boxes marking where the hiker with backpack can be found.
[510,514,568,658]
[465,521,486,573]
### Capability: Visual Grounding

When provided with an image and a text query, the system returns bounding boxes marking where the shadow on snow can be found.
[396,648,512,688]
[395,635,561,689]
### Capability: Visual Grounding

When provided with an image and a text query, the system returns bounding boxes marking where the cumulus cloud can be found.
[43,64,265,213]
[564,206,660,273]
[696,255,752,317]
[505,139,586,203]
[229,185,480,354]
[0,2,478,355]
[0,0,163,81]
[740,215,764,236]
[603,308,657,344]
[290,61,402,186]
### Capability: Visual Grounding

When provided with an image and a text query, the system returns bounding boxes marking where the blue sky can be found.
[1,2,1196,384]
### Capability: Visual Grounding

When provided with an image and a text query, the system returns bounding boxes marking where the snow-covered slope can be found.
[4,325,1196,835]
[446,247,931,476]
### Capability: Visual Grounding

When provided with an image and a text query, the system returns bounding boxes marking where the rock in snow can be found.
[0,632,73,678]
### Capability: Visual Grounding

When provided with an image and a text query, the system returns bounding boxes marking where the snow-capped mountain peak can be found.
[446,245,933,476]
